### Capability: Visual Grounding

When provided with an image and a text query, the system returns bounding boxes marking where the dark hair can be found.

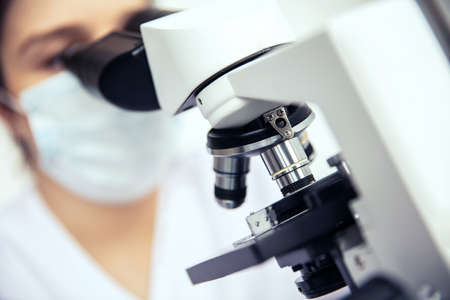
[0,0,34,166]
[0,0,12,88]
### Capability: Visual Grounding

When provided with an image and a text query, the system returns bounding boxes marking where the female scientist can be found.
[0,0,306,299]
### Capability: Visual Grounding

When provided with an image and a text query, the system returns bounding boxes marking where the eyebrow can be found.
[18,26,90,56]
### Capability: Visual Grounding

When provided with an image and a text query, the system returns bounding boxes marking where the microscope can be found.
[63,0,450,299]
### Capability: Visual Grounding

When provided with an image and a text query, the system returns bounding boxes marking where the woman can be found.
[0,0,304,299]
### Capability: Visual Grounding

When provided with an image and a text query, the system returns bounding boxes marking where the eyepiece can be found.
[62,8,175,112]
[213,157,250,209]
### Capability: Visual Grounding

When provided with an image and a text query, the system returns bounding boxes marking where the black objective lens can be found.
[213,156,250,209]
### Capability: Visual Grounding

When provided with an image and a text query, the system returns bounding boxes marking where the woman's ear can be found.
[0,103,37,166]
[0,90,28,135]
[0,87,20,128]
[0,103,17,130]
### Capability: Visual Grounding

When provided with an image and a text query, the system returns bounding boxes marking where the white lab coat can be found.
[0,107,349,300]
[0,143,314,300]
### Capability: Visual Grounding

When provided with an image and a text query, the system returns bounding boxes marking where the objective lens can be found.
[260,135,314,196]
[213,156,250,209]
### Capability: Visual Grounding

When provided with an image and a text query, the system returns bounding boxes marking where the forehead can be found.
[5,0,147,40]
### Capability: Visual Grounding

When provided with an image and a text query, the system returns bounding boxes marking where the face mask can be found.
[19,71,178,204]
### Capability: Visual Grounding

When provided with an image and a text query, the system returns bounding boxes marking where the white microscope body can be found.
[141,0,450,298]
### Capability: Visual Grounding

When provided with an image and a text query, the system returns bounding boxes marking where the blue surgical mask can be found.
[19,71,178,204]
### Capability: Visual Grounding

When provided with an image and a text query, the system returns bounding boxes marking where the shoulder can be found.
[0,187,53,299]
[0,186,42,239]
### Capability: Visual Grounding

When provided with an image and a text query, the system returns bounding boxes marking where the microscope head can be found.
[141,0,319,209]
[140,0,296,128]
